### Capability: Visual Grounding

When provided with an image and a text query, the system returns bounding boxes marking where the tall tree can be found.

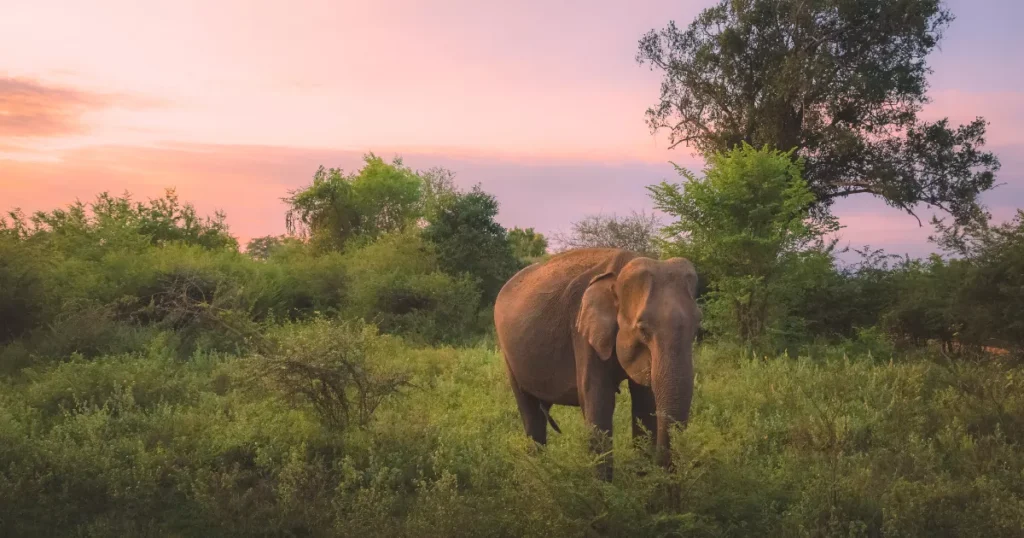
[637,0,999,224]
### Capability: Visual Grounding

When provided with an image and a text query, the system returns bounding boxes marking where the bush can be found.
[939,210,1024,355]
[265,246,349,319]
[255,319,410,429]
[649,143,840,351]
[341,230,481,345]
[0,236,52,343]
[3,340,1024,536]
[881,255,963,351]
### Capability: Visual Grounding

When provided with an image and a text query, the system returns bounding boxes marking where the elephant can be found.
[494,247,700,479]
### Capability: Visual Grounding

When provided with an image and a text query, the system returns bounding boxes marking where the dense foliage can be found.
[648,144,1024,359]
[507,226,549,261]
[282,155,424,252]
[637,0,1000,224]
[3,332,1024,536]
[651,144,839,348]
[0,174,505,361]
[422,186,522,305]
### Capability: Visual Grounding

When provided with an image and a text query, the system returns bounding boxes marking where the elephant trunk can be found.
[650,336,694,468]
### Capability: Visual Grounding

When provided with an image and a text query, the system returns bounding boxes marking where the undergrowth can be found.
[2,329,1022,537]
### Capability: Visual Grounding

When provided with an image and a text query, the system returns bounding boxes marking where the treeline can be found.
[4,146,1021,372]
[0,155,552,372]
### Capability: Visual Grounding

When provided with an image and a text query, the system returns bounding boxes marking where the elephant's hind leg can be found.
[505,361,548,445]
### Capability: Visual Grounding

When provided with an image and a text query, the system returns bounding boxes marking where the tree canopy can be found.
[282,154,422,251]
[1,189,238,255]
[637,0,1000,224]
[507,227,549,260]
[423,186,521,304]
[283,156,520,308]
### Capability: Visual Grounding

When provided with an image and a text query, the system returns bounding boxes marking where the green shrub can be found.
[881,255,963,350]
[4,341,1024,536]
[938,210,1024,355]
[264,246,349,319]
[423,185,522,304]
[340,230,481,345]
[0,236,53,343]
[650,143,840,351]
[255,319,411,429]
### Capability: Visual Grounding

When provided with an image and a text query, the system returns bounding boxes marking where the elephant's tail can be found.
[540,403,562,434]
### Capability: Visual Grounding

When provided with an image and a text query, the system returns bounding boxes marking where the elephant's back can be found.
[495,248,630,327]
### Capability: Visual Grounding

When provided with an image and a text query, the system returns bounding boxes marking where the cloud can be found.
[0,77,112,138]
[0,77,161,140]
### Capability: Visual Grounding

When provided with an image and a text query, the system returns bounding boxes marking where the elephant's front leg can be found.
[579,365,619,481]
[628,380,657,450]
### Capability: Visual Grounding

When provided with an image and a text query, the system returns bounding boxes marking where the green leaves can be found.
[423,186,521,305]
[282,157,518,307]
[650,144,840,348]
[507,227,549,260]
[4,189,238,256]
[651,143,833,278]
[283,154,423,252]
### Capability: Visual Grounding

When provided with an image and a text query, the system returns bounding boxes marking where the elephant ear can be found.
[576,271,618,361]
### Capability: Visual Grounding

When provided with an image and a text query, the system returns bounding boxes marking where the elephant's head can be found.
[576,256,700,465]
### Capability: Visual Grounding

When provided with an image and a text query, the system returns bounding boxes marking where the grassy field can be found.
[2,321,1023,537]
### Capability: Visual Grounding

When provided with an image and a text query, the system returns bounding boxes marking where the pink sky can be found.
[2,0,1022,259]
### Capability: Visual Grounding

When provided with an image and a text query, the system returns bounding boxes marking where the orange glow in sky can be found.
[2,0,1022,257]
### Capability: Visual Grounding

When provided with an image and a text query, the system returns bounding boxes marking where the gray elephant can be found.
[494,247,700,479]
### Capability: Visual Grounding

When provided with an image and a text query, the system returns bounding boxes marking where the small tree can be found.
[507,227,548,260]
[423,185,521,305]
[418,166,461,223]
[553,211,661,257]
[283,165,362,252]
[649,143,839,347]
[283,154,423,252]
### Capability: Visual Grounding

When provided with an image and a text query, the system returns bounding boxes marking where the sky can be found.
[1,0,1022,260]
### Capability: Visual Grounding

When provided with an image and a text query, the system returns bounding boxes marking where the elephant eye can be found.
[635,321,652,341]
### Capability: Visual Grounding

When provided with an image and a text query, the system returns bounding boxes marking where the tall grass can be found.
[2,326,1022,537]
